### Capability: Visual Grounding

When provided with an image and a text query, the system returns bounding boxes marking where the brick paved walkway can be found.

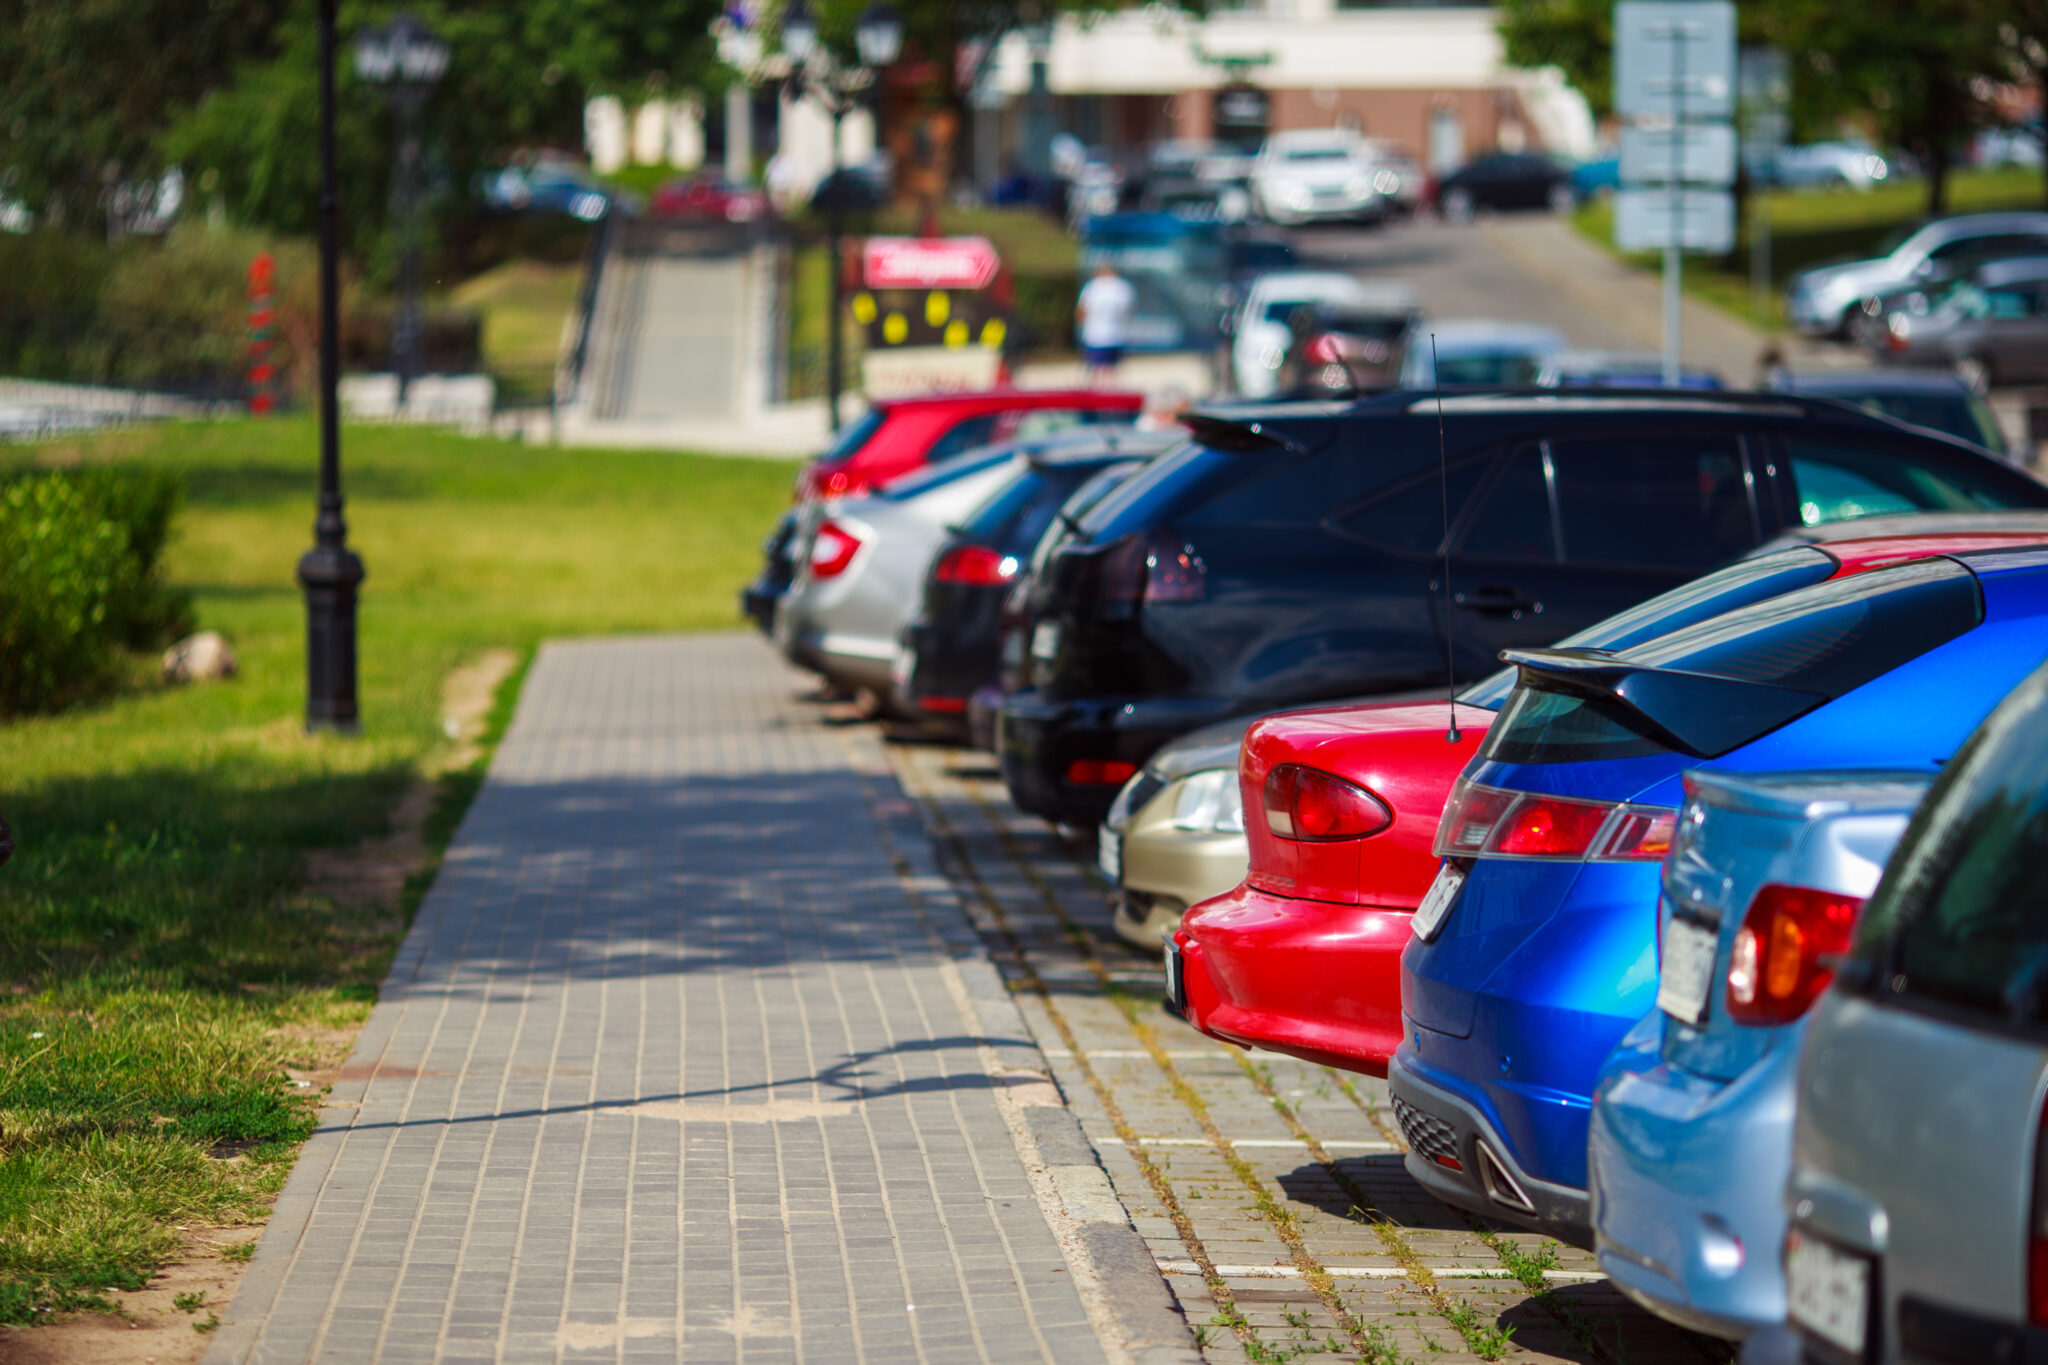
[207,637,1133,1365]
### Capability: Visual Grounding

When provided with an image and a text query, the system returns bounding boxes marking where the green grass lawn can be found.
[1573,166,2048,330]
[0,419,795,1323]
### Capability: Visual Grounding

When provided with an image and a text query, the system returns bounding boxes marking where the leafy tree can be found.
[0,0,289,227]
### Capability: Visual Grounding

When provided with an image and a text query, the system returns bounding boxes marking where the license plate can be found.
[1786,1231,1872,1358]
[1163,938,1185,1014]
[1411,863,1465,942]
[1098,828,1122,884]
[1657,917,1720,1026]
[1030,620,1061,662]
[890,643,914,687]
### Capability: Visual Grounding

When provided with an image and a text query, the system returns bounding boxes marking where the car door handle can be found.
[1453,587,1541,615]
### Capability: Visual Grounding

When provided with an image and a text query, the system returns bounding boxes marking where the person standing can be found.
[1075,263,1135,387]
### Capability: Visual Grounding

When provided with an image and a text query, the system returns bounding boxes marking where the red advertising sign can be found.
[862,236,1001,291]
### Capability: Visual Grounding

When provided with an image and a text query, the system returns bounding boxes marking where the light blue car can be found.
[1586,768,1931,1339]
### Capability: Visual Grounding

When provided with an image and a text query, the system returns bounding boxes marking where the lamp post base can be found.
[298,542,366,733]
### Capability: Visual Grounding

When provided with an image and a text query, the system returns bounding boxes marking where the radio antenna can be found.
[1432,333,1461,745]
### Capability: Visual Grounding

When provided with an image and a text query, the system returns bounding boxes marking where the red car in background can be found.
[744,389,1146,632]
[650,174,770,224]
[797,389,1144,500]
[1171,519,2048,1077]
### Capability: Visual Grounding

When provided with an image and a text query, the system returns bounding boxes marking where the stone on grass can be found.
[162,631,238,683]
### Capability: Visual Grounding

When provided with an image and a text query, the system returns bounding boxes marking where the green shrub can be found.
[0,466,192,714]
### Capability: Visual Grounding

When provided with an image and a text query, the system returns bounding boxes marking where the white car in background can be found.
[1250,129,1389,226]
[1231,270,1378,398]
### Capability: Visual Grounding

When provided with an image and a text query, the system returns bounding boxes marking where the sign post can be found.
[1615,1,1736,386]
[1740,49,1791,321]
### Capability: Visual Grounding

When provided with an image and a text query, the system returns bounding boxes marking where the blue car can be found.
[1587,768,1930,1339]
[1389,545,2048,1247]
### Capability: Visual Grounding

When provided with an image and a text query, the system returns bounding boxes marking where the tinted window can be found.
[1030,465,1135,575]
[1853,662,2048,1030]
[1482,557,1983,763]
[1329,456,1492,555]
[1550,434,1754,569]
[926,415,999,463]
[1437,351,1546,385]
[1461,447,1556,561]
[1455,548,1836,709]
[968,463,1126,557]
[1784,436,2031,526]
[1178,439,1424,529]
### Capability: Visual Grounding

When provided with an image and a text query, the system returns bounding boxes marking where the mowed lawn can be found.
[0,418,796,1323]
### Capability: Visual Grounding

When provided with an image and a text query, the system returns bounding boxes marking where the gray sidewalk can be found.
[208,636,1145,1364]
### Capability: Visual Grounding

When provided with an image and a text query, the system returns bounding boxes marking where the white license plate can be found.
[1657,917,1720,1026]
[1098,828,1122,884]
[1411,863,1465,942]
[1030,620,1062,662]
[1163,938,1185,1012]
[890,643,914,687]
[1786,1231,1871,1358]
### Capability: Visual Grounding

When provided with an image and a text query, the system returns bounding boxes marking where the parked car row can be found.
[747,369,2048,1363]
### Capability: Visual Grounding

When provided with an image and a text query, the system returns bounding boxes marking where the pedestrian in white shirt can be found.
[1075,264,1135,387]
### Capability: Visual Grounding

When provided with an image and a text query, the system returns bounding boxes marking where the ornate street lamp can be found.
[301,0,365,732]
[354,12,450,405]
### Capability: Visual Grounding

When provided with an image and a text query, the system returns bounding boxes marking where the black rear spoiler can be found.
[1500,647,1828,759]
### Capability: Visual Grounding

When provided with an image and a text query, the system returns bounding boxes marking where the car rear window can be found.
[1438,351,1544,385]
[1851,662,2048,1033]
[875,446,1014,501]
[1832,392,2007,453]
[965,462,1129,557]
[817,408,886,463]
[1481,557,1982,764]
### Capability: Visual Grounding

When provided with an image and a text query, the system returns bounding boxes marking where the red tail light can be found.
[935,544,1021,586]
[809,519,866,578]
[1302,335,1343,365]
[1724,884,1864,1024]
[816,467,866,499]
[1067,759,1138,786]
[1264,764,1392,842]
[919,696,967,714]
[1432,778,1675,863]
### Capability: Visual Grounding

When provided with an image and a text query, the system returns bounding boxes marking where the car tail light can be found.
[935,544,1021,586]
[1100,531,1207,609]
[1302,335,1343,365]
[809,519,866,578]
[817,467,866,499]
[1264,764,1392,842]
[2031,1096,2048,1326]
[1725,884,1864,1024]
[1432,778,1675,863]
[1067,759,1138,786]
[919,696,967,714]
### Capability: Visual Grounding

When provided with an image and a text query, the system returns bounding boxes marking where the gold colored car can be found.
[1101,721,1250,948]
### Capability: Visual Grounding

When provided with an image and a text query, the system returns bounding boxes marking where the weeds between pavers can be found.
[1,417,794,1325]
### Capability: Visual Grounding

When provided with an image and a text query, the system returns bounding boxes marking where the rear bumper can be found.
[895,616,1000,725]
[1179,884,1408,1075]
[773,600,895,692]
[996,690,1246,827]
[1387,1043,1593,1248]
[1588,1018,1799,1340]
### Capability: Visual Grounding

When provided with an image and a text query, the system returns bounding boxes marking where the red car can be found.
[795,389,1144,501]
[1172,520,2048,1077]
[650,174,770,224]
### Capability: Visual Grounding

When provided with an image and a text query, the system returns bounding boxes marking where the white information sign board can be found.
[1615,2,1737,120]
[1620,123,1737,186]
[1616,189,1737,254]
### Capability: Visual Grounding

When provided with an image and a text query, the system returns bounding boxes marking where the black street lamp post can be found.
[354,12,450,405]
[778,1,902,433]
[301,0,365,733]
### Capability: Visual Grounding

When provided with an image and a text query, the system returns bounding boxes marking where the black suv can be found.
[996,390,2048,825]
